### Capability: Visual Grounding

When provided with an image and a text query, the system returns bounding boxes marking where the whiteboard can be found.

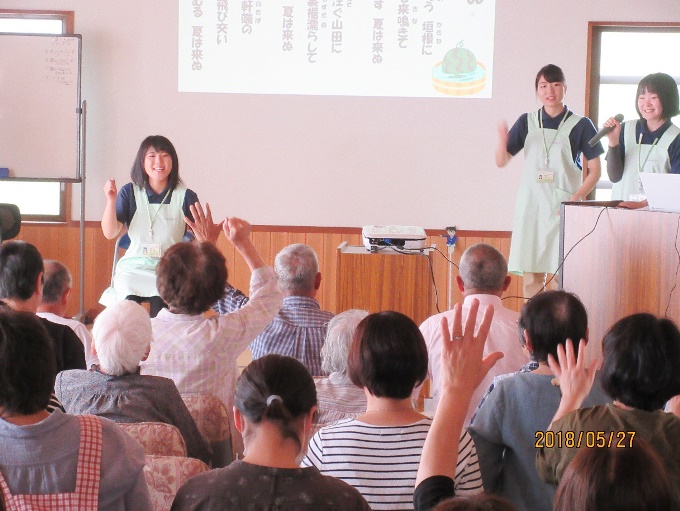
[0,34,82,181]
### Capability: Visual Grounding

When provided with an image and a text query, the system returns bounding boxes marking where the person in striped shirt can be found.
[303,311,482,510]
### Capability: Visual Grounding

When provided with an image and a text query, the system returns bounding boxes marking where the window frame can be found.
[0,9,75,222]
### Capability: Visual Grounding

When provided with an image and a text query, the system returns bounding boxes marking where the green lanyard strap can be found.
[539,108,568,168]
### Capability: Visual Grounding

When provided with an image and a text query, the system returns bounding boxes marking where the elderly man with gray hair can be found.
[37,259,98,368]
[315,309,369,425]
[418,243,529,425]
[214,243,334,376]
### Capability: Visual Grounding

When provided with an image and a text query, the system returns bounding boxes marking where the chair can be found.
[119,422,187,457]
[143,455,209,511]
[181,394,233,468]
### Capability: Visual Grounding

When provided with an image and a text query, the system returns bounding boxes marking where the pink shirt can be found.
[419,294,528,425]
[140,267,283,412]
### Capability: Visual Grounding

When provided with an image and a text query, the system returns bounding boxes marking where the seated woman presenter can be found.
[303,311,482,510]
[496,64,604,299]
[170,354,370,511]
[603,72,680,208]
[100,135,198,317]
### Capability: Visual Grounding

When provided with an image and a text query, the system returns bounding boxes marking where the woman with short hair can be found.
[303,311,482,510]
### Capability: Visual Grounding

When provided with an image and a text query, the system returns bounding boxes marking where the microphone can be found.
[588,114,624,147]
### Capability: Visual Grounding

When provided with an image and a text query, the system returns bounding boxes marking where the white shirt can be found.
[37,311,98,368]
[419,294,528,425]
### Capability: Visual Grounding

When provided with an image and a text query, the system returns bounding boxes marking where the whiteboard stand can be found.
[77,100,86,319]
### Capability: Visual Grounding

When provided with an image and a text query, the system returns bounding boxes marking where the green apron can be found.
[508,109,582,274]
[100,184,186,306]
[611,121,680,201]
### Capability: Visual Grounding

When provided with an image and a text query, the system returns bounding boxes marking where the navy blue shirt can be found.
[115,182,198,228]
[614,119,680,174]
[507,107,604,170]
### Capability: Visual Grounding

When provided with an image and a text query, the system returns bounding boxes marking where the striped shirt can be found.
[302,417,482,510]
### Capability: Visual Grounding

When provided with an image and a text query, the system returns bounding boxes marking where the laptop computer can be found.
[639,173,680,213]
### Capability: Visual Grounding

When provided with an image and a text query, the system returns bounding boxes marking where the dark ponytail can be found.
[234,355,317,448]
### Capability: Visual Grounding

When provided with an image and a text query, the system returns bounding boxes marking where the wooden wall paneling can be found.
[322,232,344,313]
[304,232,327,309]
[11,223,519,320]
[270,231,291,264]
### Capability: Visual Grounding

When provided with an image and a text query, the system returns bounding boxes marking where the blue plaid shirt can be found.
[213,285,333,376]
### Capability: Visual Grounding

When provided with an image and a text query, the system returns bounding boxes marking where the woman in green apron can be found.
[496,65,604,300]
[100,135,198,317]
[604,72,680,208]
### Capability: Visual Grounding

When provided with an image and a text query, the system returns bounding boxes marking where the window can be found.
[587,24,680,200]
[0,10,73,221]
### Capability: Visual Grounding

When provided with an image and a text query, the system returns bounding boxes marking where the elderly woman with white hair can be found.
[55,301,211,464]
[315,309,369,425]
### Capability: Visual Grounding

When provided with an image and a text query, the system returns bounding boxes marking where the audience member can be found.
[212,243,333,376]
[553,438,673,511]
[140,217,283,454]
[536,313,680,505]
[55,300,211,464]
[314,309,369,425]
[414,300,502,511]
[303,311,482,510]
[468,290,610,511]
[419,243,528,423]
[0,307,151,509]
[37,259,98,368]
[170,354,370,510]
[0,241,85,373]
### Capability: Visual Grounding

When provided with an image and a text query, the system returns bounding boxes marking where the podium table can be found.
[560,202,680,360]
[336,242,434,326]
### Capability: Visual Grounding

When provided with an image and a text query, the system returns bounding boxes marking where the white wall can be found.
[2,0,679,228]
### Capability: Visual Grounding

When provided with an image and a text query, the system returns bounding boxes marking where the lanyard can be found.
[637,132,659,173]
[145,185,172,238]
[539,108,568,167]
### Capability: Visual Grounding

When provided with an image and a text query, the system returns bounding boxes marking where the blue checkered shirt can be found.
[213,285,333,376]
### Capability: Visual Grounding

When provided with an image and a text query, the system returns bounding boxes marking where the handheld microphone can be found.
[588,114,624,147]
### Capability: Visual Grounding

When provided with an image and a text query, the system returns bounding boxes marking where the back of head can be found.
[347,311,428,399]
[93,301,152,376]
[234,354,317,448]
[0,306,56,415]
[636,72,680,120]
[130,135,181,190]
[156,241,227,315]
[435,494,517,511]
[41,260,71,304]
[601,313,680,411]
[519,290,587,363]
[321,309,369,375]
[553,438,673,511]
[274,244,319,295]
[459,243,508,293]
[0,241,43,301]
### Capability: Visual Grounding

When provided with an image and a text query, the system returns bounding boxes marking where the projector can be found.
[362,225,427,252]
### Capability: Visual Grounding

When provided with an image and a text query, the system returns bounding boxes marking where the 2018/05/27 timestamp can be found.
[535,430,636,449]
